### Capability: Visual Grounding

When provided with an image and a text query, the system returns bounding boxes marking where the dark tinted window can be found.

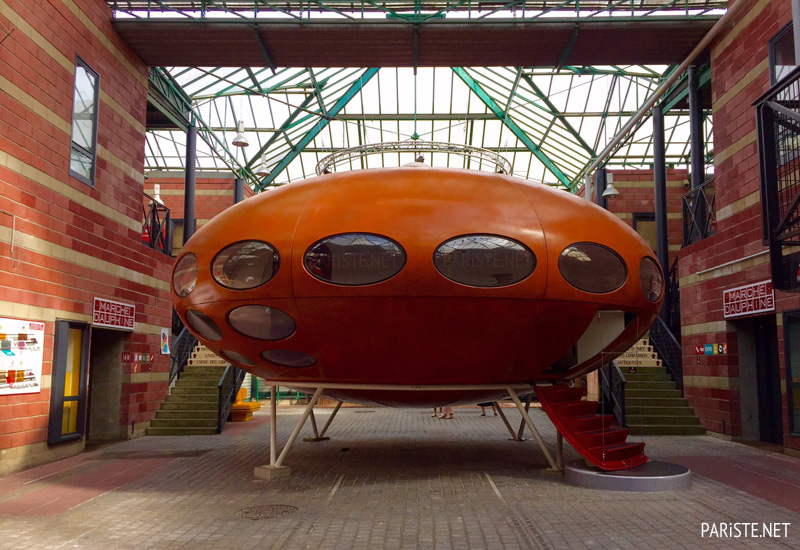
[434,235,535,287]
[212,241,280,290]
[304,233,405,286]
[173,253,198,297]
[639,257,664,302]
[558,243,627,293]
[262,349,317,368]
[185,309,222,341]
[228,305,296,341]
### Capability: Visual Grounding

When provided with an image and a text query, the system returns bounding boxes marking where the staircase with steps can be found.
[535,384,648,471]
[147,345,227,436]
[617,339,705,436]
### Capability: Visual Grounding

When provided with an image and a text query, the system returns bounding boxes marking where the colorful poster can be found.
[160,328,170,355]
[0,317,45,396]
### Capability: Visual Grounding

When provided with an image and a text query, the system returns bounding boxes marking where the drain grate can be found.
[354,410,375,413]
[235,505,298,520]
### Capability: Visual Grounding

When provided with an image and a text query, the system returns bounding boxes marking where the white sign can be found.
[0,317,45,396]
[723,280,775,319]
[93,298,135,331]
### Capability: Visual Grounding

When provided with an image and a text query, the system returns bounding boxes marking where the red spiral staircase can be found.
[535,384,647,471]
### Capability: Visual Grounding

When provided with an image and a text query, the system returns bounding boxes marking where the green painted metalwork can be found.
[255,68,380,189]
[453,67,572,188]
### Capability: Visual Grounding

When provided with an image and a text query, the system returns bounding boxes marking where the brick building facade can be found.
[680,0,800,454]
[0,0,173,474]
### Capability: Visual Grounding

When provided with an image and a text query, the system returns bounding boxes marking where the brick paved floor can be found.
[1,406,799,549]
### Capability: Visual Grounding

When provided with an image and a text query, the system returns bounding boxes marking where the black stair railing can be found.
[649,315,683,392]
[142,193,172,256]
[217,365,246,433]
[682,178,716,246]
[599,361,626,428]
[755,65,800,291]
[170,327,197,385]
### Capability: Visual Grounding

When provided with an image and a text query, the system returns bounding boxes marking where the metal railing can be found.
[142,193,172,256]
[649,315,683,392]
[217,365,246,433]
[664,256,681,336]
[169,327,197,386]
[755,65,800,290]
[682,178,716,246]
[599,361,626,428]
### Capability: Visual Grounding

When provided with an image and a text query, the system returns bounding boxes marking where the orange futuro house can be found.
[172,165,663,469]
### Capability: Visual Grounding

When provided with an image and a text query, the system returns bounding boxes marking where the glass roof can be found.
[145,65,713,191]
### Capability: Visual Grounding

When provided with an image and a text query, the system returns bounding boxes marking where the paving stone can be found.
[0,407,799,549]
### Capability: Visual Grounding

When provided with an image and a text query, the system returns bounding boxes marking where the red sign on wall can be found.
[722,280,775,319]
[93,298,135,331]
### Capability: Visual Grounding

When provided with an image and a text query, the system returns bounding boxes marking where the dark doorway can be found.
[754,316,783,444]
[86,329,126,443]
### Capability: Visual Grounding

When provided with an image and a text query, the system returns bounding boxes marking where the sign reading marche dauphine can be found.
[93,298,135,331]
[722,280,775,319]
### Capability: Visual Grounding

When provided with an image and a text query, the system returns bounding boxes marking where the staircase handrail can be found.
[217,364,246,433]
[649,315,684,392]
[599,361,627,428]
[170,327,197,386]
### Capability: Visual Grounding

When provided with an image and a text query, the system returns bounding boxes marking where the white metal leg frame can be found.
[254,382,562,479]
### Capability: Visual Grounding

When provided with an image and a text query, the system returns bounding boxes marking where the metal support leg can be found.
[310,410,320,438]
[319,401,343,438]
[507,388,560,471]
[275,387,323,467]
[556,432,564,470]
[270,386,277,465]
[303,402,332,442]
[516,393,531,440]
[494,402,521,441]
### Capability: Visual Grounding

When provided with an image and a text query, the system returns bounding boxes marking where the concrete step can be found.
[149,418,218,428]
[626,406,696,417]
[174,377,221,387]
[627,424,707,436]
[626,397,690,408]
[159,401,217,411]
[624,372,672,382]
[155,409,218,419]
[171,386,218,395]
[146,426,218,436]
[624,415,702,426]
[625,381,678,390]
[165,393,217,403]
[624,388,683,399]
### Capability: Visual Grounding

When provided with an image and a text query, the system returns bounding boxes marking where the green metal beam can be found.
[256,68,380,190]
[452,67,572,188]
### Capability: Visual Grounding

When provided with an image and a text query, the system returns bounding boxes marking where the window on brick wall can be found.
[69,57,100,187]
[770,23,796,86]
[47,321,89,445]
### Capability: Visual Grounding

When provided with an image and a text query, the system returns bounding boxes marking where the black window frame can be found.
[782,310,800,436]
[47,320,90,445]
[769,22,795,86]
[68,56,100,187]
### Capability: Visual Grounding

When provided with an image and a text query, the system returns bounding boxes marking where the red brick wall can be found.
[577,169,686,268]
[0,0,173,472]
[679,0,799,450]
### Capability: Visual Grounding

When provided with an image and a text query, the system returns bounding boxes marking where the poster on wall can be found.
[0,317,45,396]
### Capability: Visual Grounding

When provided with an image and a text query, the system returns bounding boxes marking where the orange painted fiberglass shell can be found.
[172,166,662,407]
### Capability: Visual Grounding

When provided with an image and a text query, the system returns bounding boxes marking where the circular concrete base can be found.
[565,460,691,492]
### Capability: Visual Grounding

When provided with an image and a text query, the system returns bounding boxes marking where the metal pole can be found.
[688,66,705,190]
[582,0,750,178]
[309,409,320,438]
[270,385,277,465]
[595,167,607,210]
[517,393,532,440]
[507,388,559,470]
[183,123,197,244]
[274,387,324,467]
[495,403,521,441]
[653,104,670,311]
[584,172,592,202]
[793,0,800,66]
[556,432,564,470]
[319,400,343,438]
[234,177,245,204]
